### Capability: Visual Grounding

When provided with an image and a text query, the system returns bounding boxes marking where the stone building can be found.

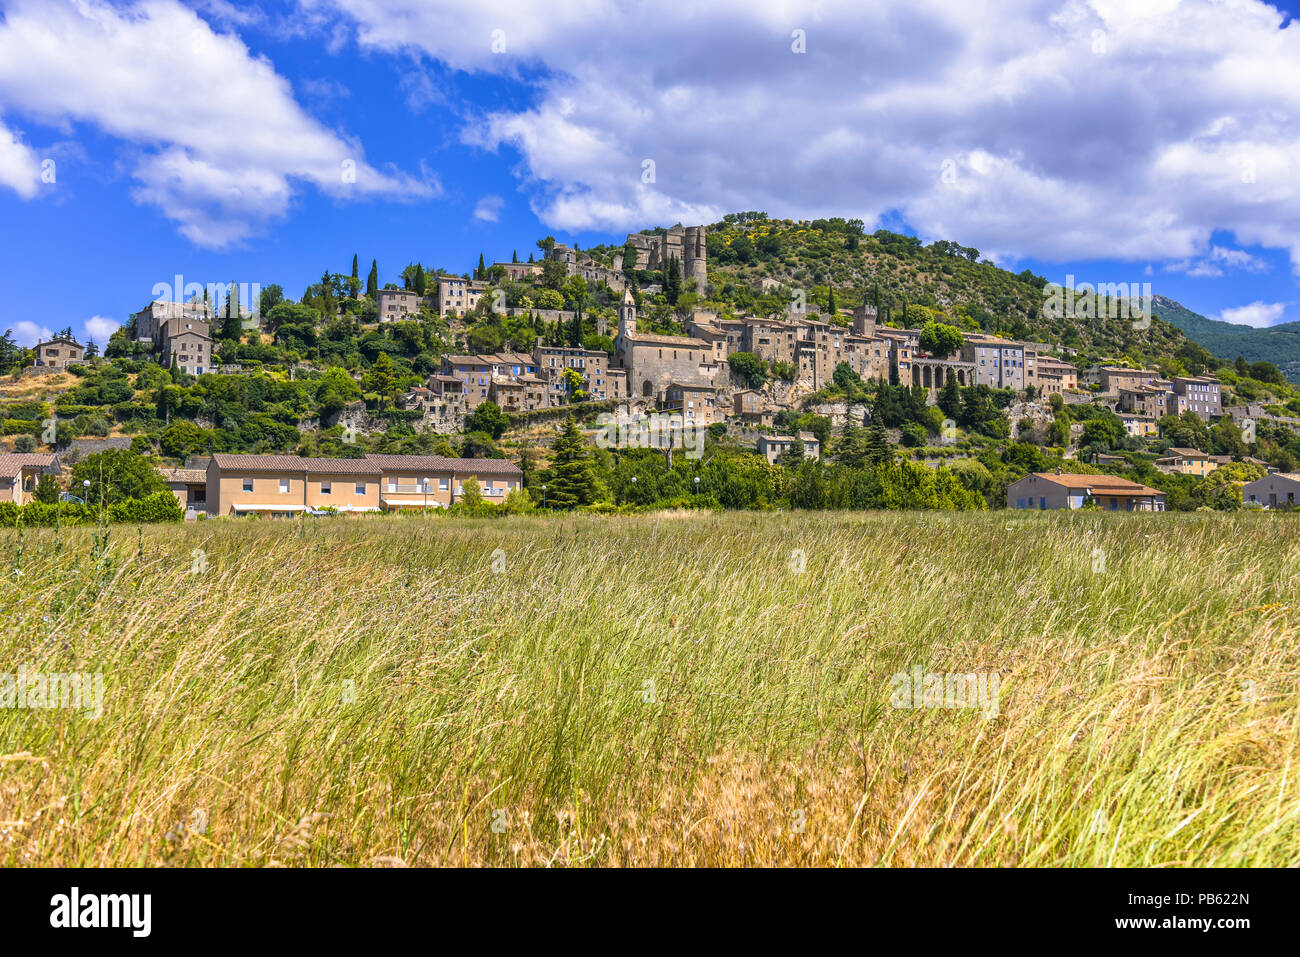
[623,225,708,289]
[435,276,488,316]
[614,290,721,399]
[377,287,423,321]
[661,381,720,425]
[31,336,85,371]
[1169,376,1222,418]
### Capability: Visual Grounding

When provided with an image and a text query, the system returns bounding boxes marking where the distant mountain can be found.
[1151,294,1300,382]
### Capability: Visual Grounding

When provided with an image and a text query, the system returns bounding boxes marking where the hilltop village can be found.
[4,217,1300,519]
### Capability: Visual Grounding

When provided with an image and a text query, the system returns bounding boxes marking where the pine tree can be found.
[366,260,379,299]
[864,423,893,465]
[546,416,602,509]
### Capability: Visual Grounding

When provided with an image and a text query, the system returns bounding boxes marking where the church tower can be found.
[618,288,638,341]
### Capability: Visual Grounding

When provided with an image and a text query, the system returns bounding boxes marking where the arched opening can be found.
[642,380,655,397]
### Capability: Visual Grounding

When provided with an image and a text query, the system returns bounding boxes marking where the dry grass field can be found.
[1,510,1297,866]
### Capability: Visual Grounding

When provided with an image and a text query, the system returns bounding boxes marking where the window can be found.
[243,478,254,492]
[355,483,366,496]
[440,478,449,491]
[279,479,289,494]
[321,481,332,494]
[388,479,397,492]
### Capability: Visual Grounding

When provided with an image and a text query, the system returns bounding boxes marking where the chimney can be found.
[1055,467,1062,475]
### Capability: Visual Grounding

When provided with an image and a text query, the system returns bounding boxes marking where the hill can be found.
[1150,294,1300,383]
[658,215,1190,364]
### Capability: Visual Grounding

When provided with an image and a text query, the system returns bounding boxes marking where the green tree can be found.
[728,351,767,388]
[366,259,379,299]
[864,423,893,465]
[362,352,399,407]
[259,283,284,316]
[664,256,682,305]
[159,420,210,460]
[918,321,964,358]
[71,449,169,505]
[466,400,508,439]
[33,473,60,504]
[546,416,602,508]
[459,476,483,507]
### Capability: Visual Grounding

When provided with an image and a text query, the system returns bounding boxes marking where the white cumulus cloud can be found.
[10,321,53,347]
[1216,301,1291,327]
[318,0,1300,269]
[85,316,121,343]
[472,194,505,222]
[0,0,433,247]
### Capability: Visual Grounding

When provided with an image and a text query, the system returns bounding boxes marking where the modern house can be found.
[158,466,208,515]
[364,454,523,510]
[1007,471,1166,511]
[206,454,382,517]
[1242,472,1300,509]
[0,453,58,505]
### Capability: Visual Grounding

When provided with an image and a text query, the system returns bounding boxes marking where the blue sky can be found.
[2,0,1299,349]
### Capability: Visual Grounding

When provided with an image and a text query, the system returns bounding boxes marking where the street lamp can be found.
[541,484,547,508]
[693,476,700,495]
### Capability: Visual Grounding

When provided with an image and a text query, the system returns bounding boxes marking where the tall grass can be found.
[1,511,1297,866]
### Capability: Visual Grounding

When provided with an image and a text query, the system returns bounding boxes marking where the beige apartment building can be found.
[1036,358,1079,394]
[206,454,382,516]
[204,452,525,516]
[364,454,523,509]
[0,453,58,505]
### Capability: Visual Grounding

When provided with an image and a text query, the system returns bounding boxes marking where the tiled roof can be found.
[1029,472,1163,495]
[0,453,57,479]
[624,331,711,348]
[364,454,522,476]
[157,467,207,483]
[210,453,380,475]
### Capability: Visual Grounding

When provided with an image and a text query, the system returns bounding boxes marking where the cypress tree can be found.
[366,260,379,299]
